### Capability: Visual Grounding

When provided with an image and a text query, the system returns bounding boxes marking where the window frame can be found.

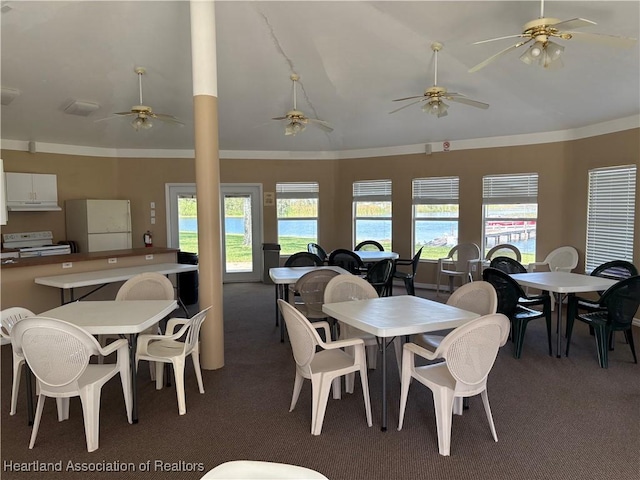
[276,182,319,256]
[482,173,539,262]
[352,179,392,250]
[585,165,636,272]
[412,176,459,259]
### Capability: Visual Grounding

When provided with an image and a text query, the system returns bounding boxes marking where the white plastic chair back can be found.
[201,460,329,480]
[447,281,498,316]
[293,269,341,319]
[545,246,579,272]
[324,275,378,303]
[116,272,175,300]
[448,243,481,269]
[20,320,93,388]
[182,307,209,355]
[281,301,319,373]
[485,243,521,262]
[437,315,509,389]
[1,307,36,415]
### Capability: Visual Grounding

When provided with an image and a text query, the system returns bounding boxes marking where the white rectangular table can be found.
[511,272,617,357]
[35,262,197,310]
[354,251,399,263]
[269,266,349,342]
[37,300,178,424]
[323,295,479,431]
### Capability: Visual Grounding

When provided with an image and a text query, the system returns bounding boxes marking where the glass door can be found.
[166,183,263,282]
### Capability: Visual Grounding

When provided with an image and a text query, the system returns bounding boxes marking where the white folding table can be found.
[269,266,349,342]
[34,300,178,425]
[35,262,197,313]
[354,251,399,263]
[323,295,479,431]
[511,272,617,357]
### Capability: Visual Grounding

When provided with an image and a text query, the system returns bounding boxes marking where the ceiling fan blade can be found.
[552,17,596,31]
[446,96,490,109]
[272,116,288,121]
[568,31,637,48]
[388,99,425,114]
[392,95,425,102]
[151,113,185,125]
[472,33,527,46]
[468,39,532,73]
[308,119,334,133]
[113,111,136,116]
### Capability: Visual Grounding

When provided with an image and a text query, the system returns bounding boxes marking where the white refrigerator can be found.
[65,199,133,252]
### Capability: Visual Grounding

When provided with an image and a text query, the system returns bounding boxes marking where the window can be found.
[483,173,538,265]
[353,180,392,250]
[586,165,636,272]
[412,177,459,259]
[276,182,319,255]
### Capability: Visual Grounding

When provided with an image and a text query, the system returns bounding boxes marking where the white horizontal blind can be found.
[413,177,459,205]
[483,173,538,204]
[276,182,319,199]
[353,180,392,201]
[585,165,636,272]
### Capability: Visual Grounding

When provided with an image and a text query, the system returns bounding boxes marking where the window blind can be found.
[353,180,392,201]
[276,182,319,199]
[413,177,459,205]
[585,165,636,272]
[483,173,538,204]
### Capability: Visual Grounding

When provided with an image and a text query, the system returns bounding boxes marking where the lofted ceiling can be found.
[1,1,639,154]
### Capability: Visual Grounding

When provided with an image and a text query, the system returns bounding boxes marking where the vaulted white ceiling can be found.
[1,1,638,153]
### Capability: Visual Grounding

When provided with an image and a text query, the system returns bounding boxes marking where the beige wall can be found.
[2,127,639,287]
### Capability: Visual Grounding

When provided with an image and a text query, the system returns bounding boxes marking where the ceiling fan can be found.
[390,42,489,118]
[272,74,333,136]
[468,0,637,72]
[97,67,184,130]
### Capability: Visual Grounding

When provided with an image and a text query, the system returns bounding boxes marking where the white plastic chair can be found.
[398,313,510,456]
[392,281,498,372]
[278,299,372,435]
[437,243,481,295]
[527,246,578,273]
[103,272,176,378]
[12,317,132,452]
[324,275,379,389]
[200,460,328,479]
[1,307,35,416]
[136,307,211,415]
[528,246,579,310]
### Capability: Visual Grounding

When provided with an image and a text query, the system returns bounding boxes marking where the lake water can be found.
[179,217,535,254]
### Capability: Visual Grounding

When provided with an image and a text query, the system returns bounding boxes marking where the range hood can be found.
[7,202,62,211]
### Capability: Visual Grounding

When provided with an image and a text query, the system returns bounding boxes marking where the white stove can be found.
[2,231,71,258]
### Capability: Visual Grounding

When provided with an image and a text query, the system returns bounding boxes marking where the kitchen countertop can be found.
[0,247,179,269]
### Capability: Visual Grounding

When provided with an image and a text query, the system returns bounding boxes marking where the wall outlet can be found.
[108,258,117,264]
[62,262,73,269]
[145,254,153,260]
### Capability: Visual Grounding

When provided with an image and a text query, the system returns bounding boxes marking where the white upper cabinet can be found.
[6,172,61,211]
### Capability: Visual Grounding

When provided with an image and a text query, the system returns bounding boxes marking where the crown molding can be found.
[2,115,638,160]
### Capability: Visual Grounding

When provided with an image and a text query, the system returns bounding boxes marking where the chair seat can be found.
[142,339,186,360]
[413,362,457,391]
[440,269,468,277]
[514,305,546,320]
[311,349,356,373]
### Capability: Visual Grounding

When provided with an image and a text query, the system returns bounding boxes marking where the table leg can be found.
[280,284,290,343]
[129,333,139,423]
[556,293,565,358]
[380,337,388,432]
[274,284,279,327]
[25,366,34,426]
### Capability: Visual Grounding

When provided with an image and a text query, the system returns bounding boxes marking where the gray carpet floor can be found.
[1,282,638,480]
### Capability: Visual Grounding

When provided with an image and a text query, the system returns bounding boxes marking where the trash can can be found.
[262,243,281,284]
[177,251,199,305]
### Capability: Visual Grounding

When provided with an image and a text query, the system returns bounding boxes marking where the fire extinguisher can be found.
[143,230,153,247]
